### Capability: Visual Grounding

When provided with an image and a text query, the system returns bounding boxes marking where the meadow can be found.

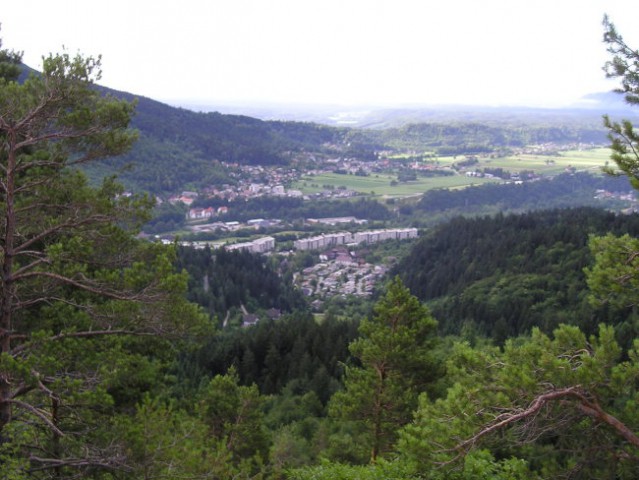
[295,172,497,198]
[463,147,610,175]
[294,148,611,198]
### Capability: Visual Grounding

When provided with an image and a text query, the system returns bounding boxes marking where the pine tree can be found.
[0,44,206,477]
[602,15,639,189]
[329,276,441,462]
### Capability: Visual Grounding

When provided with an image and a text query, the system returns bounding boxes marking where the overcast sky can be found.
[2,0,639,108]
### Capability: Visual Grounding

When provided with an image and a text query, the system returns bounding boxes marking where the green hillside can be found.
[82,88,357,193]
[44,71,611,195]
[393,207,639,343]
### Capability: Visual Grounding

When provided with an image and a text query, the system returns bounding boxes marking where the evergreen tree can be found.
[602,15,639,189]
[0,30,21,83]
[0,46,206,477]
[400,325,639,478]
[329,277,441,462]
[199,367,270,470]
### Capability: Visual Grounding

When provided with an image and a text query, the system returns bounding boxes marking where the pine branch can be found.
[449,385,639,462]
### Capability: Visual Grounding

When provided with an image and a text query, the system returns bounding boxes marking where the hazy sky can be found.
[2,0,639,108]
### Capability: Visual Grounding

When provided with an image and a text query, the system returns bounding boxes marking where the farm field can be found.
[295,148,611,198]
[294,172,498,198]
[477,147,610,175]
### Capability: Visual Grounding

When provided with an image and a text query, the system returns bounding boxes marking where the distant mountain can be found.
[86,89,361,193]
[181,91,638,129]
[17,64,634,194]
[570,91,636,111]
[17,64,351,193]
[86,89,621,192]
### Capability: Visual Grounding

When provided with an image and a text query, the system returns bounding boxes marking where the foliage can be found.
[585,233,639,309]
[142,201,187,234]
[114,397,214,478]
[329,277,441,462]
[0,33,21,82]
[199,367,270,464]
[394,207,639,341]
[602,15,639,189]
[0,48,207,477]
[358,121,606,154]
[181,311,357,401]
[289,457,420,480]
[414,172,634,217]
[399,324,639,478]
[177,245,307,321]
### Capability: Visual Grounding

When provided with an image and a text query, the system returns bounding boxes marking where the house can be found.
[187,207,216,220]
[169,195,195,206]
[242,314,259,328]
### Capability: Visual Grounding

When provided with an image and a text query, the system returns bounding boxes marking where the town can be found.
[175,227,418,302]
[165,142,606,226]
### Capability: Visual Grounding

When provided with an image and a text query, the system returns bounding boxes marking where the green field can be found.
[294,148,612,198]
[477,148,611,175]
[294,172,497,198]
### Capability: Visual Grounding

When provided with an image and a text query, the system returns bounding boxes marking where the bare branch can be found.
[11,257,51,278]
[14,213,114,254]
[28,453,130,474]
[14,124,107,151]
[10,270,140,299]
[7,399,65,437]
[450,386,639,461]
[12,329,155,357]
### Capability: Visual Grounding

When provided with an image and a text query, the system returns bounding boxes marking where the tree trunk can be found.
[370,365,386,463]
[0,134,16,432]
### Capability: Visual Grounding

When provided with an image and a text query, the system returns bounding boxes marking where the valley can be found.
[6,8,639,479]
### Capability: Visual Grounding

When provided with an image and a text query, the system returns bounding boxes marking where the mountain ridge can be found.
[173,90,637,129]
[17,64,631,194]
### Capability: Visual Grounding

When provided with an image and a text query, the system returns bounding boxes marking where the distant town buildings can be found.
[306,217,366,226]
[194,228,418,254]
[225,236,276,254]
[293,228,418,251]
[177,228,418,256]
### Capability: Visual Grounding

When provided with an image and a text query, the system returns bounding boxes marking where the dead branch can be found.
[7,399,64,437]
[450,385,639,460]
[11,329,156,356]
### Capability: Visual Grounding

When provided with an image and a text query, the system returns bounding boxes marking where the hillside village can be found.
[166,142,605,224]
[157,142,633,305]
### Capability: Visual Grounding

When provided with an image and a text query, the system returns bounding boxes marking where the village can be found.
[167,141,602,224]
[295,246,389,302]
[176,227,418,305]
[155,141,628,309]
[171,159,364,222]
